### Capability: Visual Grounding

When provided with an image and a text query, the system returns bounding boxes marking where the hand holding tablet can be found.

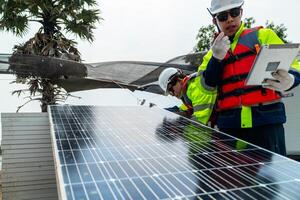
[245,44,300,86]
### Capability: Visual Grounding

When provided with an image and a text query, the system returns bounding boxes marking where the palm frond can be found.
[1,0,102,112]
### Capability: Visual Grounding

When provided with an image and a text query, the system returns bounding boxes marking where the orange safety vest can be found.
[180,73,197,115]
[217,27,281,110]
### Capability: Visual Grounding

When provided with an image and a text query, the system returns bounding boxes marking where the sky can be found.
[0,0,299,114]
[0,0,299,62]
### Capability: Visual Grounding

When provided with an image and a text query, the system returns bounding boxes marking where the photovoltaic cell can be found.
[49,105,300,200]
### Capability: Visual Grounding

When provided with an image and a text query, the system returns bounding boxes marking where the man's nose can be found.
[226,13,234,22]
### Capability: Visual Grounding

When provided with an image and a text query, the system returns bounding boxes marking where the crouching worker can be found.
[158,67,217,125]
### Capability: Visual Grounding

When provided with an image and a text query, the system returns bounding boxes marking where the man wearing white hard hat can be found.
[199,0,300,155]
[158,67,217,125]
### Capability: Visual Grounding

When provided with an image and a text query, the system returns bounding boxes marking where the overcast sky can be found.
[0,0,299,63]
[0,0,299,114]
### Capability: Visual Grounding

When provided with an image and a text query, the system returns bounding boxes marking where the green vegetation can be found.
[194,17,289,52]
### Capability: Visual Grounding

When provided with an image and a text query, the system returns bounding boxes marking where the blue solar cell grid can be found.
[49,105,300,200]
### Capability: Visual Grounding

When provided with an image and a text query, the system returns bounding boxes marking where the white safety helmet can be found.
[158,67,181,94]
[209,0,244,15]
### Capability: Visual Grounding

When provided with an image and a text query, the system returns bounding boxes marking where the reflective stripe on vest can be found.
[217,27,281,111]
[193,103,214,113]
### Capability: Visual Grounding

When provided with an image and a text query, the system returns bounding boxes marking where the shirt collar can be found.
[233,22,245,41]
[230,22,245,50]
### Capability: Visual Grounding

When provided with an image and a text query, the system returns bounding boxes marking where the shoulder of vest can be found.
[240,26,264,37]
[186,72,201,88]
[188,72,199,80]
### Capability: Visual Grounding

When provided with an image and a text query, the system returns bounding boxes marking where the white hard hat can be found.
[158,67,180,94]
[210,0,244,15]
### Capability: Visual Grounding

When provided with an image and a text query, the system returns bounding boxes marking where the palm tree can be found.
[0,0,102,112]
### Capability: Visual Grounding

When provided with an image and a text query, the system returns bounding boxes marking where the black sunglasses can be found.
[215,7,241,22]
[167,76,178,95]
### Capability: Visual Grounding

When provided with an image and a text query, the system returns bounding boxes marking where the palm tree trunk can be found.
[41,79,55,112]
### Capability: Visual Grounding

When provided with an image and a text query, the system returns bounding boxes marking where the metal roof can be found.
[1,112,58,200]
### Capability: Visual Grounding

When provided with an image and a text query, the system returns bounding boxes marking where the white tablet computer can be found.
[245,43,300,86]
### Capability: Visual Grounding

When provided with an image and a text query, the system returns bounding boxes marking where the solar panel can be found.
[49,105,300,200]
